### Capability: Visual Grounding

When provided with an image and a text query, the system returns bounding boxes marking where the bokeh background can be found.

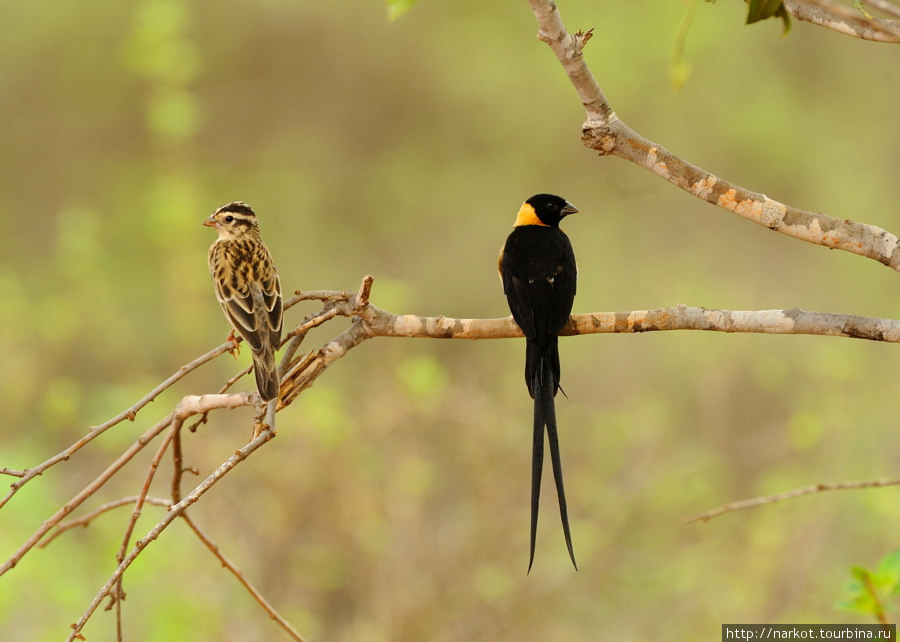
[2,0,900,639]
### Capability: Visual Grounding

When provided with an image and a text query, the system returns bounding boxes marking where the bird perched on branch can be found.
[204,202,283,402]
[499,193,579,572]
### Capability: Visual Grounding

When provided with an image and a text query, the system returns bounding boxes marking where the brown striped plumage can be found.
[204,202,283,401]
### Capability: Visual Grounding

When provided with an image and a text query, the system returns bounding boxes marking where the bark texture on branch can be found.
[361,303,900,343]
[784,0,900,42]
[528,0,900,271]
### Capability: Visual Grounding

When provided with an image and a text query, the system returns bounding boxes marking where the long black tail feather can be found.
[543,369,577,570]
[527,341,577,572]
[528,376,545,574]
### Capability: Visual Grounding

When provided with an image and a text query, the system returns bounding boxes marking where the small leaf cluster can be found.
[838,550,900,621]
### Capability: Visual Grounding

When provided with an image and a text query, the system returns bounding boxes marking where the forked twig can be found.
[0,413,176,577]
[2,294,312,509]
[0,343,232,510]
[0,468,25,478]
[66,419,274,641]
[38,496,171,548]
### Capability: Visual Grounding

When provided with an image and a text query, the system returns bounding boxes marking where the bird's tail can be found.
[252,348,280,402]
[527,339,577,573]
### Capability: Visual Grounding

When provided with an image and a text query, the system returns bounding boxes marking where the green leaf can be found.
[670,0,699,89]
[746,0,791,34]
[386,0,417,22]
[854,0,874,19]
[746,0,782,22]
[877,550,900,579]
[840,568,880,616]
[778,7,791,34]
[851,566,871,582]
[875,550,900,597]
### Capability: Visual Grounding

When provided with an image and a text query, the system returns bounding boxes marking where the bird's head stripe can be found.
[228,215,255,228]
[215,202,256,218]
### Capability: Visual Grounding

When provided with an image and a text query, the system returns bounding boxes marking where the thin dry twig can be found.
[2,294,313,509]
[0,343,232,510]
[0,468,25,478]
[110,419,181,626]
[0,413,175,577]
[0,393,256,579]
[66,408,273,641]
[181,514,308,642]
[528,0,900,270]
[686,478,900,523]
[38,496,171,548]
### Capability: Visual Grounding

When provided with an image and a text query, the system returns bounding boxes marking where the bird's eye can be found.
[225,215,234,223]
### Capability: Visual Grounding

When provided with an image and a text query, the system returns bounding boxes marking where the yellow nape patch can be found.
[514,202,548,227]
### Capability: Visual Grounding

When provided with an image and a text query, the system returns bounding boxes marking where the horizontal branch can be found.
[360,304,900,344]
[528,0,900,271]
[279,283,900,419]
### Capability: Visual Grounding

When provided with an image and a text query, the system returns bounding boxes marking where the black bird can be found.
[499,193,578,572]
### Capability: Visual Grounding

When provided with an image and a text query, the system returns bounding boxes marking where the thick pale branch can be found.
[528,0,900,271]
[278,294,900,411]
[583,122,900,270]
[529,0,613,122]
[862,0,900,20]
[360,304,900,343]
[784,0,900,42]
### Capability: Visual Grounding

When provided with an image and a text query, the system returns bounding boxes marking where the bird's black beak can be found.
[562,202,578,217]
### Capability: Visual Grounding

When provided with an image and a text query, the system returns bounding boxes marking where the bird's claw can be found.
[226,329,241,359]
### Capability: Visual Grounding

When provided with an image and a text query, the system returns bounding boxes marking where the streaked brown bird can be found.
[204,202,283,402]
[499,193,579,572]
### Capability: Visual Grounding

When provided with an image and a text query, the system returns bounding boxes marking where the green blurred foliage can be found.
[385,0,419,22]
[838,550,900,619]
[1,0,899,640]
